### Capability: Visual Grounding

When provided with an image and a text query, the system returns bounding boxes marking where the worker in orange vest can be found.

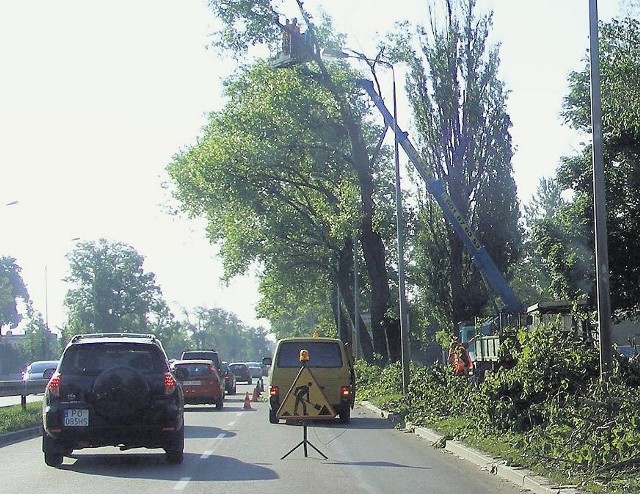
[448,338,473,375]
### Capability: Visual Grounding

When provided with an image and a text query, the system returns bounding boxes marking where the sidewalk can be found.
[360,401,582,494]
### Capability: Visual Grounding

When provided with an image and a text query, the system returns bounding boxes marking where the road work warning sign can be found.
[276,366,336,420]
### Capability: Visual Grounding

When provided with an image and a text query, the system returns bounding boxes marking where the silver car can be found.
[23,360,59,381]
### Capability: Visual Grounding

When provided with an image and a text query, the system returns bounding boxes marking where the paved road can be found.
[0,382,524,494]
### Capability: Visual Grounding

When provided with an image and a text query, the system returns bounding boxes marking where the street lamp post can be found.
[324,48,410,392]
[588,0,612,378]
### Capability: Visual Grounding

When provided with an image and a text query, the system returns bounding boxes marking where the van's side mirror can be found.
[262,357,272,366]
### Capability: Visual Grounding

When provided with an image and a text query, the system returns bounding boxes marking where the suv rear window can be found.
[276,341,343,368]
[59,343,167,376]
[181,351,220,368]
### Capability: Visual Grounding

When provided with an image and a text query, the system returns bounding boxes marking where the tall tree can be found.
[182,306,272,362]
[536,17,640,315]
[513,177,564,303]
[63,239,164,337]
[396,0,521,332]
[168,1,402,361]
[0,256,29,335]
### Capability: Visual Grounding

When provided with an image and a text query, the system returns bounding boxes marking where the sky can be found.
[0,0,623,333]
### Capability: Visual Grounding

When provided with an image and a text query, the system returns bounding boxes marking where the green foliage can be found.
[0,402,41,434]
[181,306,273,362]
[476,323,600,432]
[538,17,640,315]
[396,0,522,326]
[356,320,640,491]
[62,239,165,338]
[0,256,29,334]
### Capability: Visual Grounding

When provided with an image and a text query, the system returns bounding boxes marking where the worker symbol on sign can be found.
[294,382,313,416]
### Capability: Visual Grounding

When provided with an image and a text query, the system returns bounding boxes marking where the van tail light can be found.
[164,372,178,395]
[269,385,279,397]
[47,372,61,397]
[340,386,351,400]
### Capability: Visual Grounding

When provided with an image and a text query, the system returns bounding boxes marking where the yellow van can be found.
[263,336,356,424]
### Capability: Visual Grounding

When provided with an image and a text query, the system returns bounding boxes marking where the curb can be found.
[0,427,41,447]
[360,401,581,494]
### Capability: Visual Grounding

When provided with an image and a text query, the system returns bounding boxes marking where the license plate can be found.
[64,409,89,427]
[182,380,201,386]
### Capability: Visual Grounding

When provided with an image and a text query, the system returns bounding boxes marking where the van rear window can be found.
[276,342,343,368]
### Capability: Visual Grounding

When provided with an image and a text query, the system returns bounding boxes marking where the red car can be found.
[172,359,224,410]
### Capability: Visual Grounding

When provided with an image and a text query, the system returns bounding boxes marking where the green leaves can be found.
[63,239,163,335]
[0,256,29,333]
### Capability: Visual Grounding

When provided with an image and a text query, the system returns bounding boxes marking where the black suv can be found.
[181,349,221,372]
[42,333,185,467]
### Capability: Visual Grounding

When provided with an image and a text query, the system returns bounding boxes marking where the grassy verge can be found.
[0,403,42,435]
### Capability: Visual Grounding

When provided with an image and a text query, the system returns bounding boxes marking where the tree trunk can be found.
[335,240,374,362]
[310,42,398,362]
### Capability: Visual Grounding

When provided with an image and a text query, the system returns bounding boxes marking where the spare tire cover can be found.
[91,366,151,418]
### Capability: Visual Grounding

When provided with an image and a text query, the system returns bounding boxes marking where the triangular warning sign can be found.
[276,366,337,420]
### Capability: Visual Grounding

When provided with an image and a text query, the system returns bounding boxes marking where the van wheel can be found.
[269,408,279,424]
[216,396,224,410]
[338,408,351,424]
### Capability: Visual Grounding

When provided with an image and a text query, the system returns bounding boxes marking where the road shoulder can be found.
[359,401,581,494]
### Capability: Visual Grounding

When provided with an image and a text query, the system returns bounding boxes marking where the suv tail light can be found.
[340,385,351,400]
[47,372,61,397]
[164,372,178,395]
[269,385,279,397]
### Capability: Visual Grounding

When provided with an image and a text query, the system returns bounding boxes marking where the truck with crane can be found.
[355,78,597,374]
[270,30,585,374]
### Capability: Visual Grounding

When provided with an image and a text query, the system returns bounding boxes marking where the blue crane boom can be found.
[356,78,525,314]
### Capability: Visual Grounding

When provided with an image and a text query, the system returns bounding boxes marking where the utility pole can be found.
[588,0,613,378]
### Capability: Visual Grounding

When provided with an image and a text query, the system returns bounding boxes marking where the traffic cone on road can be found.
[243,391,253,410]
[252,385,260,402]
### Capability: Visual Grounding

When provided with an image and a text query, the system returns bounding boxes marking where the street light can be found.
[324,48,411,393]
[588,0,612,378]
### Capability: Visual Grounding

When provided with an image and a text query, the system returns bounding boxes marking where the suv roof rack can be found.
[70,333,158,343]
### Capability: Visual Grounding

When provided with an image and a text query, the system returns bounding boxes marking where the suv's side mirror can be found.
[43,368,55,379]
[262,357,272,366]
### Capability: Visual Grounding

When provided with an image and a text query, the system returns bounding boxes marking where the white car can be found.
[22,360,59,381]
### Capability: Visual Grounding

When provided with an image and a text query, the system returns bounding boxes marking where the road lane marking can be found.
[200,433,227,459]
[174,477,191,491]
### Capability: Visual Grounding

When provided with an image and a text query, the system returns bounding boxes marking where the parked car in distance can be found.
[245,362,263,379]
[23,360,59,381]
[42,333,184,467]
[228,362,252,385]
[220,361,237,394]
[171,359,224,409]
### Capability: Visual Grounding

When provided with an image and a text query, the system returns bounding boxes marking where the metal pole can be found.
[588,0,612,378]
[390,66,410,394]
[353,239,359,360]
[44,265,49,331]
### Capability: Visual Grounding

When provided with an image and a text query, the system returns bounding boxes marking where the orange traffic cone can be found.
[252,385,260,402]
[243,391,253,410]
